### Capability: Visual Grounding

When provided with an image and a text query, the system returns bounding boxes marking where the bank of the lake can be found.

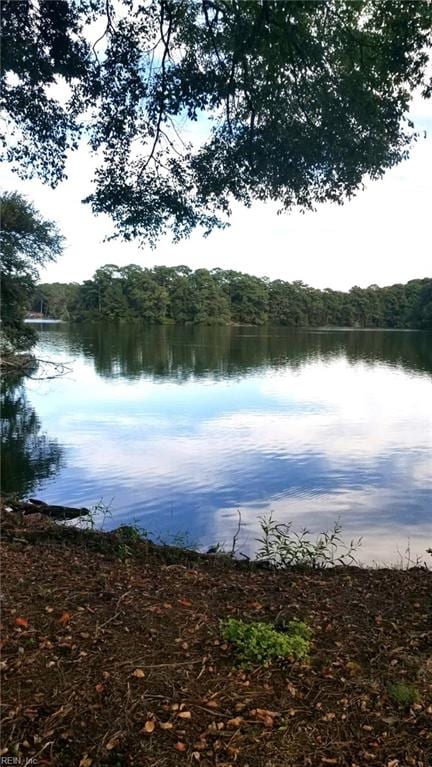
[1,511,431,767]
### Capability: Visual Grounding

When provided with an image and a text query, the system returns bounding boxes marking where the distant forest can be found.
[31,266,432,329]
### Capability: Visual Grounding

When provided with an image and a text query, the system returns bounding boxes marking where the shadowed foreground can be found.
[1,513,430,767]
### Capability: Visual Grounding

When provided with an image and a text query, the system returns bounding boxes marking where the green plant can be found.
[256,514,362,569]
[80,498,113,531]
[387,682,420,707]
[221,618,312,668]
[115,524,150,560]
[116,524,145,544]
[117,541,133,562]
[160,531,197,550]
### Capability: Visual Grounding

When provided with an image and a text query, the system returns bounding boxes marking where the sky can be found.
[3,94,432,291]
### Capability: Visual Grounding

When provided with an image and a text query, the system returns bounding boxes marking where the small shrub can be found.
[387,682,420,707]
[116,524,145,543]
[115,525,148,560]
[221,617,312,667]
[256,514,362,568]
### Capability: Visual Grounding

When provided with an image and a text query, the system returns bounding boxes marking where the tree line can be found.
[32,266,432,329]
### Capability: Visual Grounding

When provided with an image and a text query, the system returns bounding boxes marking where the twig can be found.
[92,0,116,61]
[137,0,173,178]
[230,509,242,557]
[26,357,73,380]
[95,590,131,636]
[119,658,203,669]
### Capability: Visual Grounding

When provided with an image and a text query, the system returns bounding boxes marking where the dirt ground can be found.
[1,514,431,767]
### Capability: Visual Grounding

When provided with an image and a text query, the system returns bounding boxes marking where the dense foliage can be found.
[0,192,63,352]
[2,0,431,243]
[32,266,432,329]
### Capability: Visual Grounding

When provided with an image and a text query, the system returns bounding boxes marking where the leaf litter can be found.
[1,511,431,766]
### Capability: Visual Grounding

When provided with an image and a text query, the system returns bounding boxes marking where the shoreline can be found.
[2,497,430,570]
[23,317,430,331]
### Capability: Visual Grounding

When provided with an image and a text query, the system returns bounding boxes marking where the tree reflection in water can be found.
[1,374,64,497]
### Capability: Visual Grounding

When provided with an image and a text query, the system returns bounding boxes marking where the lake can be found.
[2,323,432,565]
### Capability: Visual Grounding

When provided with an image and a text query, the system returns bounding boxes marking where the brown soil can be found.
[1,512,431,767]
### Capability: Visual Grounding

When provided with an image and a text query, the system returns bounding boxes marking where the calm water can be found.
[2,324,432,564]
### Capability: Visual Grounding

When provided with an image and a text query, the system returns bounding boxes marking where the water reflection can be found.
[49,323,432,380]
[4,325,432,563]
[1,374,64,497]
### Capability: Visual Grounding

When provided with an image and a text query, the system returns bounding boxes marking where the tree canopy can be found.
[2,0,431,243]
[0,192,63,351]
[32,266,432,329]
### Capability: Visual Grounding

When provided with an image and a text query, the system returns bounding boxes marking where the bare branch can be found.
[137,0,174,179]
[92,0,117,62]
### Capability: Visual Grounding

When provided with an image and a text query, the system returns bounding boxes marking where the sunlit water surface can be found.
[3,324,432,564]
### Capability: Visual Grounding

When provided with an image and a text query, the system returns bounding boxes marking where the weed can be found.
[393,539,428,570]
[79,498,113,531]
[256,514,362,568]
[117,541,133,561]
[115,524,149,560]
[387,682,420,707]
[155,530,198,550]
[221,617,312,668]
[116,524,146,543]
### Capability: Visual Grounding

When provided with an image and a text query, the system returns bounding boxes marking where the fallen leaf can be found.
[227,717,243,728]
[262,715,274,728]
[249,601,263,610]
[105,736,120,751]
[254,708,279,719]
[132,668,145,678]
[143,720,155,734]
[95,683,104,694]
[322,712,336,722]
[346,661,362,676]
[58,612,71,627]
[159,721,174,730]
[79,757,93,767]
[15,617,28,628]
[175,742,187,752]
[193,740,207,750]
[178,711,192,720]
